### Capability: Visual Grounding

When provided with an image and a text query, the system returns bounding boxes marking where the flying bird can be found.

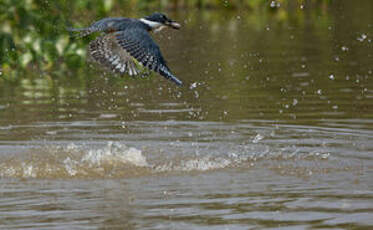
[68,13,183,86]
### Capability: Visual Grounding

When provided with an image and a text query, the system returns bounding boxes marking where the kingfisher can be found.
[68,13,183,86]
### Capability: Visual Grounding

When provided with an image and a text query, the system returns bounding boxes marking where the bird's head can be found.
[142,13,181,31]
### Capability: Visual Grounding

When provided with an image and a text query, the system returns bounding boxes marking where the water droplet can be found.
[46,130,57,135]
[357,33,367,42]
[194,91,199,98]
[252,134,264,143]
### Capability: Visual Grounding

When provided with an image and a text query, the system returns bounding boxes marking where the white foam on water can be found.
[63,157,78,176]
[154,156,233,172]
[153,151,266,173]
[0,142,149,179]
[152,148,333,174]
[81,141,148,167]
[22,163,36,178]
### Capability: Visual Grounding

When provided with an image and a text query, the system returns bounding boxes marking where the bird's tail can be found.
[158,66,183,86]
[67,27,98,38]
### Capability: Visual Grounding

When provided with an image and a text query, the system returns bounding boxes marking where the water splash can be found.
[0,142,149,179]
[252,133,264,143]
[154,156,233,172]
[357,33,367,42]
[81,142,147,167]
[0,141,334,179]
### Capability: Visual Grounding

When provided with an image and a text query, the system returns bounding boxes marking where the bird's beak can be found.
[167,21,181,30]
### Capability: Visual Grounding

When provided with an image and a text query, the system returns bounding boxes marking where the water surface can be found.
[0,1,373,229]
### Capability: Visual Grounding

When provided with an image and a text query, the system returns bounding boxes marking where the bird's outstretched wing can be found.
[114,29,183,86]
[88,30,182,86]
[89,34,141,76]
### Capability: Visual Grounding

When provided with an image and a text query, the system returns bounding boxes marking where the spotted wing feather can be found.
[88,34,139,76]
[114,29,183,86]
